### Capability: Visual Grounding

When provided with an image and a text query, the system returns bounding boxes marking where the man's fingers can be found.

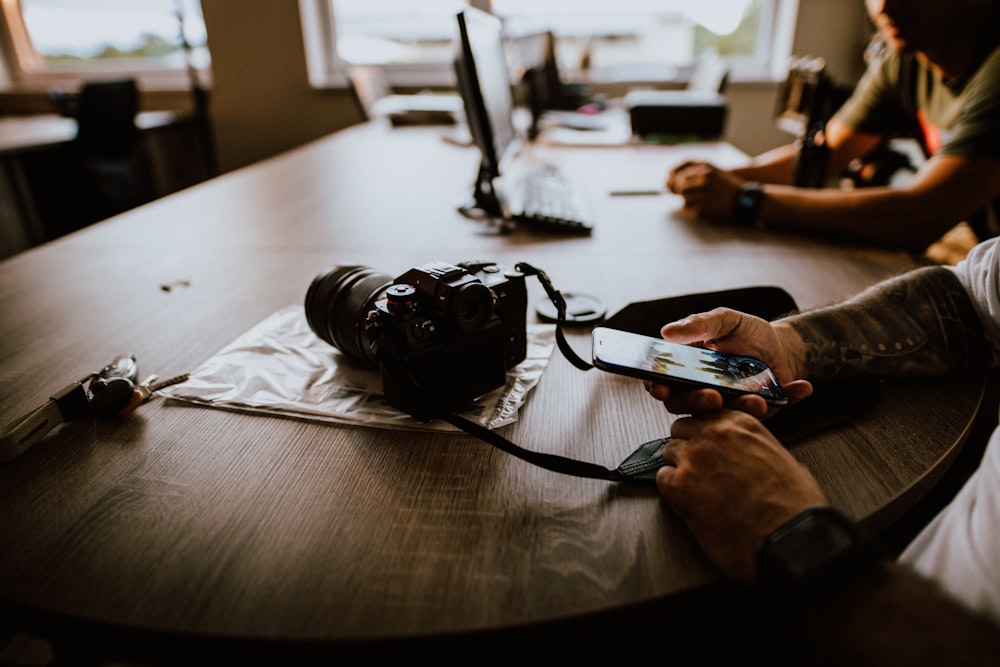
[660,308,744,344]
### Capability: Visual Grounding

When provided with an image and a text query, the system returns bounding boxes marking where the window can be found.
[318,0,797,87]
[0,0,210,88]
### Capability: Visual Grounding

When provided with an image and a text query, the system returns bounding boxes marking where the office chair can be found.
[346,65,391,121]
[73,78,156,224]
[513,31,594,113]
[347,65,459,126]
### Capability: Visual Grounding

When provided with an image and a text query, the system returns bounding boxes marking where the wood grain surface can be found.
[0,121,984,658]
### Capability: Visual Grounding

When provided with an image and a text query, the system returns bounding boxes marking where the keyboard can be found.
[502,165,594,234]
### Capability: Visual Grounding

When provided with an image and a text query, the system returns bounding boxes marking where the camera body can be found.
[306,260,528,420]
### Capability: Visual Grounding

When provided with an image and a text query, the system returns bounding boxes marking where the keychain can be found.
[0,354,189,462]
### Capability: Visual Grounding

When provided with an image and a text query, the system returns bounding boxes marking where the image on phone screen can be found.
[591,326,787,405]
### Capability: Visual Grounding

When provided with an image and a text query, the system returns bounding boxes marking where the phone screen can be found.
[591,327,787,405]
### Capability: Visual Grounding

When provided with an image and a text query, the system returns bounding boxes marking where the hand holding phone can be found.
[591,326,788,405]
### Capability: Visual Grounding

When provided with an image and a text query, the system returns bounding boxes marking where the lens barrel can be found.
[304,265,393,366]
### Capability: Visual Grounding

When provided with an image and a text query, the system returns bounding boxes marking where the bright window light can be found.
[19,0,209,69]
[330,0,772,78]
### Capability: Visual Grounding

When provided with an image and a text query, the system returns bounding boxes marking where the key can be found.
[117,373,190,415]
[146,373,190,395]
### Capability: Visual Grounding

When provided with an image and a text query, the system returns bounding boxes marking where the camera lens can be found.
[304,265,393,366]
[450,281,493,333]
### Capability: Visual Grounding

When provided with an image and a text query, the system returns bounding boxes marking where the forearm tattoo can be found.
[784,267,992,381]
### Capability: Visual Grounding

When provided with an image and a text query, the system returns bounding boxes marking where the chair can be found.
[512,31,593,112]
[347,65,460,126]
[346,65,392,121]
[72,78,156,223]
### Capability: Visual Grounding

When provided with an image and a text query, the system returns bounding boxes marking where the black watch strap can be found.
[754,505,876,605]
[733,181,764,228]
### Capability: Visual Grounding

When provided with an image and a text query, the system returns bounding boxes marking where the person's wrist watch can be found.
[753,505,874,605]
[733,181,764,228]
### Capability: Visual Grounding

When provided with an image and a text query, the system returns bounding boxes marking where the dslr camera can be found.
[305,260,528,420]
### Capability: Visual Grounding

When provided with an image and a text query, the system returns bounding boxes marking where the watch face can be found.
[757,507,862,586]
[770,513,857,578]
[734,183,762,225]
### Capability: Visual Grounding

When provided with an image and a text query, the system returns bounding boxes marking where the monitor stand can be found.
[456,158,504,225]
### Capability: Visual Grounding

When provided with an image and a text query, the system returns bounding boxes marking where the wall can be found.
[199,0,872,171]
[200,0,362,173]
[725,0,871,156]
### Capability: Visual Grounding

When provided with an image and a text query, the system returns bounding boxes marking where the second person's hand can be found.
[666,161,746,221]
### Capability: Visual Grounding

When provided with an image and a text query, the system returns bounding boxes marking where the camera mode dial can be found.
[386,284,418,313]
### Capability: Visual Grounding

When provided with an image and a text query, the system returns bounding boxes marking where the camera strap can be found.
[515,262,594,371]
[442,412,669,483]
[439,281,884,484]
[364,261,666,483]
[436,263,669,483]
[370,271,882,483]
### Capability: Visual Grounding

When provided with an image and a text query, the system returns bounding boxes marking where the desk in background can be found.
[0,111,213,260]
[0,120,985,662]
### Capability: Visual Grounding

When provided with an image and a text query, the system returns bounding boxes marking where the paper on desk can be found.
[159,306,556,432]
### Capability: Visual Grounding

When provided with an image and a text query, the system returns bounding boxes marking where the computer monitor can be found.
[454,7,520,215]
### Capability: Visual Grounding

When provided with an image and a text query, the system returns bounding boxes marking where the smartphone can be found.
[591,326,788,405]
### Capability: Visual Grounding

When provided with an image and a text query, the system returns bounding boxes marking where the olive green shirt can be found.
[834,45,1000,238]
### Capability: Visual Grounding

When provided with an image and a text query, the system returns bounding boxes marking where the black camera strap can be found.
[434,263,670,484]
[368,335,660,482]
[442,412,670,483]
[515,262,594,371]
[425,277,882,485]
[361,261,665,483]
[442,412,623,481]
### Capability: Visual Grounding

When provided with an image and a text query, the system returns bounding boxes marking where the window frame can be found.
[0,0,211,92]
[305,0,800,90]
[1,0,801,95]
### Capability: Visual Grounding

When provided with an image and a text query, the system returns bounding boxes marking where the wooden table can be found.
[0,120,985,662]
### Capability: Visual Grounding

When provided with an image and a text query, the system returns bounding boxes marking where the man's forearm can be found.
[761,187,957,249]
[782,266,991,381]
[730,144,798,184]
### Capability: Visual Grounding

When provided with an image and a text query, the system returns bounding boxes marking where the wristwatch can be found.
[733,181,764,228]
[754,506,873,604]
